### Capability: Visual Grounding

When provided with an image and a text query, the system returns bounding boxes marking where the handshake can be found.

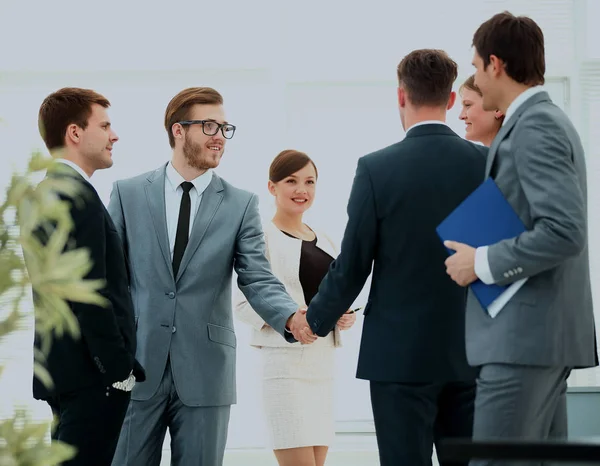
[285,307,356,344]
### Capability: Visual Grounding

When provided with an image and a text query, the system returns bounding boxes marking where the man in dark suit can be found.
[289,50,487,465]
[31,88,145,466]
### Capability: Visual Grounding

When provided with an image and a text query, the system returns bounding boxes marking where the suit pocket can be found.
[207,323,237,348]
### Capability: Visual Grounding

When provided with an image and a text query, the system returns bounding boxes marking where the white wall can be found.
[0,0,599,449]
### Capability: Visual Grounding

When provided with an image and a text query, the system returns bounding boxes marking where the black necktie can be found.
[172,181,194,277]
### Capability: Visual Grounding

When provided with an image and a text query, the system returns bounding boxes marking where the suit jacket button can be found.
[168,292,175,299]
[504,272,509,278]
[172,326,176,333]
[517,267,523,273]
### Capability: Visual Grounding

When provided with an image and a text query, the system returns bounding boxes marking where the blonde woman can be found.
[459,74,504,146]
[235,149,356,466]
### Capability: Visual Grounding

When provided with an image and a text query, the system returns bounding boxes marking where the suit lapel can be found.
[175,175,224,282]
[485,91,551,177]
[144,165,173,279]
[485,116,517,177]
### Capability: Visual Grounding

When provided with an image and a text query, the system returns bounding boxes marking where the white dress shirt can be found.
[165,162,213,259]
[474,86,545,285]
[56,159,91,183]
[405,120,449,133]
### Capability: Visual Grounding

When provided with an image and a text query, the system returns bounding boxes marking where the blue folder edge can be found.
[436,177,526,311]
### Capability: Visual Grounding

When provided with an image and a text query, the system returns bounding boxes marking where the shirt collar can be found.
[405,120,449,134]
[56,159,91,182]
[165,161,213,195]
[503,85,545,126]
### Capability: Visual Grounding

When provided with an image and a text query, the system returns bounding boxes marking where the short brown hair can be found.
[396,49,458,107]
[473,11,545,86]
[38,87,110,151]
[164,87,224,148]
[269,150,318,183]
[459,75,482,97]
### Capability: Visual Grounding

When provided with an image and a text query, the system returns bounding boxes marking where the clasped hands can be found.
[287,308,356,344]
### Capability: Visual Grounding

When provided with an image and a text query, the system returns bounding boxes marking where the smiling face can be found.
[178,104,227,170]
[268,162,317,216]
[70,103,118,173]
[459,87,502,145]
[472,49,505,113]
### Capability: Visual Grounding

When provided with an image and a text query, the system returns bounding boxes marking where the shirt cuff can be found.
[474,246,495,285]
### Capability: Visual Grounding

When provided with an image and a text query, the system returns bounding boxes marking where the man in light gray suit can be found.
[108,87,302,466]
[445,11,598,464]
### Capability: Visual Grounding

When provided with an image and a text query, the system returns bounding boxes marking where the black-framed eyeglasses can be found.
[177,120,236,139]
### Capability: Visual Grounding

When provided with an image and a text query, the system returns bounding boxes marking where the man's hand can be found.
[444,240,477,286]
[287,308,317,344]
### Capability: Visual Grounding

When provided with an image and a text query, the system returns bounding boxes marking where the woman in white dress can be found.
[459,74,504,146]
[235,149,356,466]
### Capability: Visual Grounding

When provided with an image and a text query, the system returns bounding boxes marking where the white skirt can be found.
[260,338,336,450]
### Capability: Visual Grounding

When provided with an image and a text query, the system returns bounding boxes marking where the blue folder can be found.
[436,177,526,310]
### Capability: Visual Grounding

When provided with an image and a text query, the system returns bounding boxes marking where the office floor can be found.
[160,449,381,466]
[157,433,440,466]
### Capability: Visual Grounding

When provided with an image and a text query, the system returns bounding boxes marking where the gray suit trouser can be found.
[112,358,231,466]
[471,364,571,466]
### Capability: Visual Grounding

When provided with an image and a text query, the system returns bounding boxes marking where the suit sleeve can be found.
[71,191,134,384]
[306,157,377,336]
[233,227,270,332]
[487,112,587,285]
[234,195,297,339]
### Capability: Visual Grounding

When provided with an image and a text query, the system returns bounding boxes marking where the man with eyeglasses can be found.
[108,87,304,466]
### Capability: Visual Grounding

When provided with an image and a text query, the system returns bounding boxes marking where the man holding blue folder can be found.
[444,12,598,464]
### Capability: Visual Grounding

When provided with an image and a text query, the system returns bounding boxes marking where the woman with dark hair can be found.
[235,149,356,466]
[459,74,504,147]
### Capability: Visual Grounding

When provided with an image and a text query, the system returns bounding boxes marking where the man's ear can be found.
[447,91,457,110]
[398,87,406,108]
[489,54,505,78]
[171,122,184,142]
[66,124,80,144]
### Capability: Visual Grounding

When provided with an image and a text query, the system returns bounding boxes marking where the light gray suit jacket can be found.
[107,164,298,407]
[466,91,597,368]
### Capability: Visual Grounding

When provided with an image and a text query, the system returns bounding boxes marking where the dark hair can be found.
[473,11,545,86]
[38,87,110,151]
[164,87,224,148]
[269,150,318,183]
[459,75,482,97]
[396,49,458,107]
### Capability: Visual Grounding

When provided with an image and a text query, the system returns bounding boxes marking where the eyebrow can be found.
[100,121,111,126]
[203,118,229,124]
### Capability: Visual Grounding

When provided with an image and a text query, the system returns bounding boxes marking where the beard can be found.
[183,134,222,170]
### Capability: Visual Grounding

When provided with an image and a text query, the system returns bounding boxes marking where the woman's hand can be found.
[337,311,356,330]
